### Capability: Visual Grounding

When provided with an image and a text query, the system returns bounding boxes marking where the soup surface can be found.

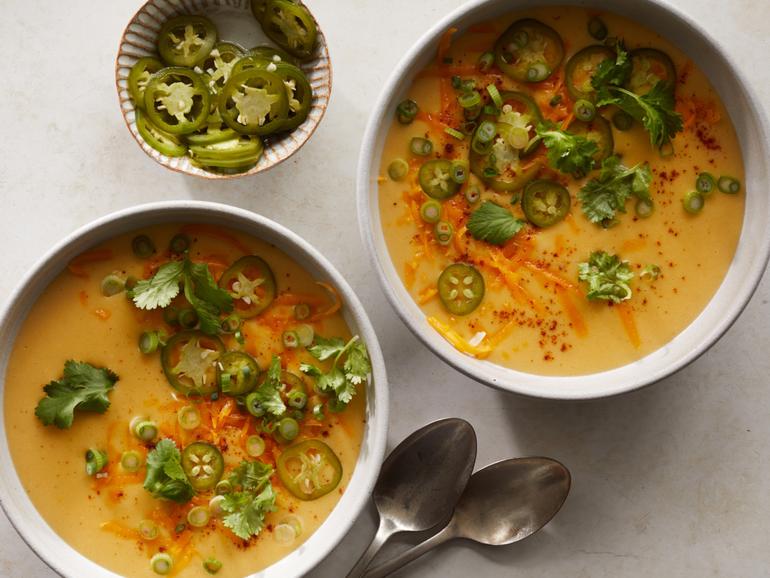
[378,6,745,375]
[4,224,369,577]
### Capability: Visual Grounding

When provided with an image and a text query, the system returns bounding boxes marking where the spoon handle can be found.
[363,522,457,578]
[346,517,396,578]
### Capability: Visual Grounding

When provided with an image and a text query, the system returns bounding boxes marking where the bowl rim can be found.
[356,0,770,400]
[114,0,333,180]
[0,200,388,577]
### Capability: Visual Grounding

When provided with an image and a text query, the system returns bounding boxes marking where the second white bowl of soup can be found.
[358,0,770,399]
[0,201,388,577]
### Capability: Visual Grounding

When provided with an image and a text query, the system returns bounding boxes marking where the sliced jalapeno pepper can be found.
[181,442,224,491]
[189,135,264,170]
[157,15,217,67]
[494,19,564,83]
[135,109,188,157]
[568,116,614,162]
[144,67,211,135]
[219,68,289,135]
[161,331,225,396]
[438,264,485,316]
[186,108,239,147]
[277,440,342,500]
[626,48,677,95]
[201,42,245,93]
[248,44,299,66]
[218,256,276,318]
[271,62,312,131]
[128,57,165,109]
[469,122,543,192]
[419,159,461,200]
[565,45,615,102]
[522,179,571,227]
[262,0,318,61]
[492,91,544,157]
[218,351,260,396]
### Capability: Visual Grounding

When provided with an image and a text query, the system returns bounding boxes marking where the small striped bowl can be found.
[115,0,332,179]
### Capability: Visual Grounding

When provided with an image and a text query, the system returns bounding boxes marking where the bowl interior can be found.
[358,0,770,399]
[0,202,387,577]
[115,0,332,179]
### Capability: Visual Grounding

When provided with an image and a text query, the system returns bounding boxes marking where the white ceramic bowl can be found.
[357,0,770,400]
[0,201,388,577]
[116,0,332,179]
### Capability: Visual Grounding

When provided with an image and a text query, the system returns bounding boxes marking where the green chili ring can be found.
[144,67,211,135]
[161,331,225,396]
[218,68,289,136]
[157,15,218,67]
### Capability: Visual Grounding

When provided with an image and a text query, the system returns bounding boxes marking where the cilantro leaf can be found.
[578,251,634,303]
[35,361,118,429]
[307,336,347,361]
[591,41,632,94]
[578,156,652,223]
[222,484,276,540]
[597,82,683,148]
[221,460,276,540]
[302,335,371,409]
[132,258,233,335]
[143,438,194,503]
[467,201,525,245]
[252,356,286,417]
[536,123,599,178]
[132,260,184,310]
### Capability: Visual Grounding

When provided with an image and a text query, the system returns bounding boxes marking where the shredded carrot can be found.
[309,281,342,321]
[180,224,252,254]
[404,261,418,289]
[617,303,641,348]
[560,112,575,131]
[417,286,438,304]
[100,521,141,540]
[415,110,453,135]
[487,319,517,348]
[523,261,576,290]
[427,316,492,358]
[556,286,588,337]
[67,249,113,277]
[94,308,111,320]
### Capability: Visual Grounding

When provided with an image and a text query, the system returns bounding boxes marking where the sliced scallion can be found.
[482,104,498,116]
[187,506,211,528]
[696,172,716,195]
[208,495,226,517]
[419,200,442,224]
[574,99,596,122]
[177,405,201,430]
[526,62,550,82]
[640,264,661,280]
[131,418,159,443]
[169,234,190,254]
[245,392,265,417]
[396,99,419,124]
[293,303,311,320]
[464,186,481,204]
[220,314,241,334]
[139,331,161,354]
[487,84,503,109]
[478,51,494,72]
[178,308,199,330]
[717,175,741,194]
[434,220,454,245]
[410,137,433,157]
[287,390,308,409]
[444,127,465,140]
[458,91,481,109]
[120,450,143,473]
[246,434,266,457]
[100,273,125,297]
[215,479,232,495]
[150,552,173,575]
[295,324,314,347]
[682,191,704,214]
[132,235,156,259]
[138,519,159,541]
[277,417,299,441]
[203,558,223,574]
[635,198,654,219]
[282,330,300,349]
[388,158,409,181]
[85,448,108,476]
[450,160,469,184]
[312,403,324,420]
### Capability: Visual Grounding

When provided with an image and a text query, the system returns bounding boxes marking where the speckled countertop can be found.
[1,0,769,576]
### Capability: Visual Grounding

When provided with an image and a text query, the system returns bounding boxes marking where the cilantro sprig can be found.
[536,123,599,178]
[221,461,276,540]
[35,361,118,429]
[132,257,233,335]
[143,438,195,503]
[250,356,287,417]
[578,155,652,224]
[466,201,525,245]
[301,335,371,407]
[578,251,634,303]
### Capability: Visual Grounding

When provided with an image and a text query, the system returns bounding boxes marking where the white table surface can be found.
[1,0,769,576]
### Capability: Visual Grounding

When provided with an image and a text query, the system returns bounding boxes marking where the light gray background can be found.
[1,0,769,576]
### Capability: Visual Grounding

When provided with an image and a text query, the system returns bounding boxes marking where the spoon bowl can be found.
[346,418,477,577]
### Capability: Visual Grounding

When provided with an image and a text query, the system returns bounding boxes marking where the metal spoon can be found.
[346,418,477,578]
[363,457,571,578]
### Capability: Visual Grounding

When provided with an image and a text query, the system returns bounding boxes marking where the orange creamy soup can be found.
[4,224,370,577]
[378,7,745,375]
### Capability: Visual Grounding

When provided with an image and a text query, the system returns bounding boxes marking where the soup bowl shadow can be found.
[357,0,770,400]
[0,201,388,577]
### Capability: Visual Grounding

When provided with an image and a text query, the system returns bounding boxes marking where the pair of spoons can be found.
[346,418,571,577]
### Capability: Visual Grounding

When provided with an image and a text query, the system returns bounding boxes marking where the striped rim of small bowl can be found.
[115,0,332,179]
